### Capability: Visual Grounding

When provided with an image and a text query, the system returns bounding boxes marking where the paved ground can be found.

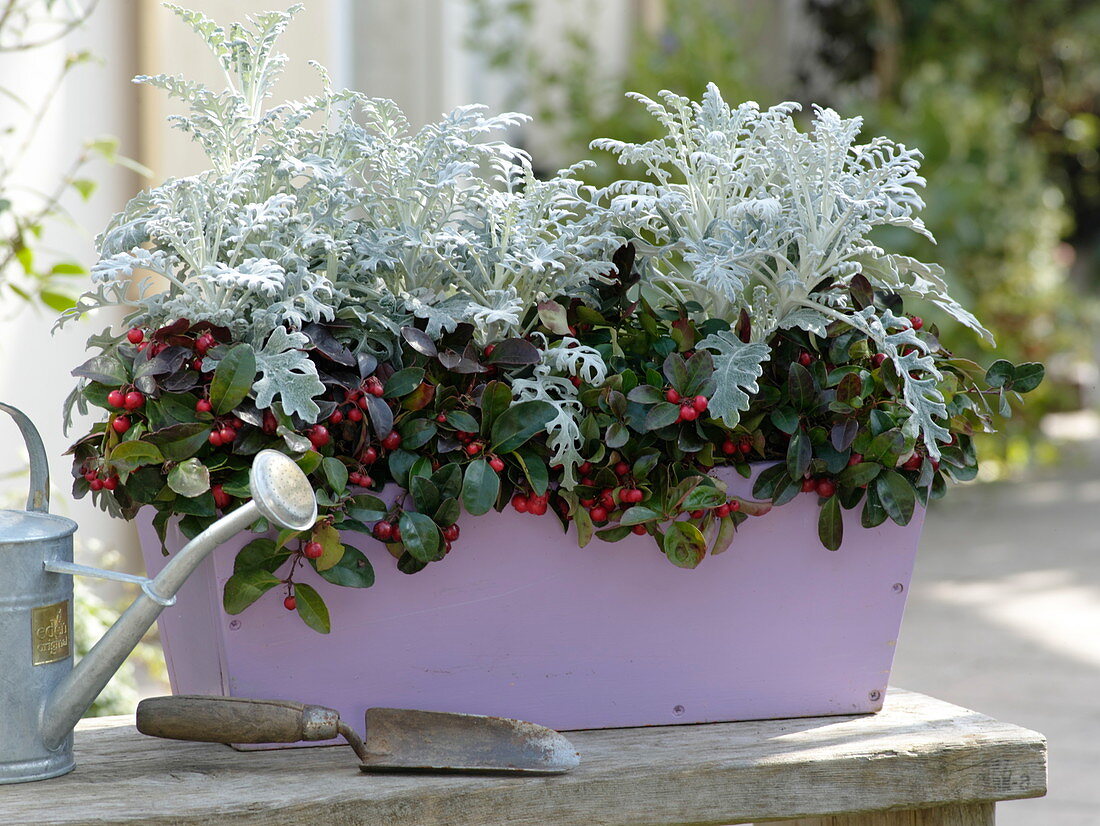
[892,445,1100,826]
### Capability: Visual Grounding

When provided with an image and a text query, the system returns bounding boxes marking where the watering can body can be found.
[0,404,79,784]
[0,402,318,784]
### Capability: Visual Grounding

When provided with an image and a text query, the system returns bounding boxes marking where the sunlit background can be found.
[1,2,1097,822]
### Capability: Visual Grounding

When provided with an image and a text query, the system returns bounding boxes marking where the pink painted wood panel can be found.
[138,467,923,738]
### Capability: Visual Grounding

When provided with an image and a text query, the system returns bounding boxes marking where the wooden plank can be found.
[768,802,995,825]
[0,690,1044,826]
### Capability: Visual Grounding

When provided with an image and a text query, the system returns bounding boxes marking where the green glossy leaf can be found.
[838,462,881,488]
[788,362,816,411]
[627,385,664,404]
[663,521,707,569]
[514,448,548,495]
[316,546,374,588]
[223,569,280,614]
[645,402,681,430]
[109,440,164,473]
[144,422,211,461]
[462,458,500,516]
[876,469,916,526]
[434,497,460,526]
[321,456,348,493]
[311,523,345,571]
[210,344,257,415]
[710,514,737,555]
[233,538,291,574]
[410,475,441,515]
[445,410,480,432]
[818,495,843,551]
[490,400,555,453]
[786,427,812,480]
[620,505,661,526]
[382,367,425,398]
[984,359,1014,389]
[770,407,798,435]
[1010,362,1044,393]
[167,458,210,497]
[681,484,726,510]
[478,381,512,435]
[861,484,888,528]
[294,583,331,634]
[399,511,443,562]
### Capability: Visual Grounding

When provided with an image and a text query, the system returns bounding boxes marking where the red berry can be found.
[360,447,379,465]
[484,344,496,357]
[329,409,344,425]
[739,437,753,454]
[436,413,447,423]
[579,497,596,507]
[208,429,223,446]
[195,398,212,413]
[570,375,582,388]
[304,541,324,560]
[600,489,617,509]
[347,406,363,422]
[902,454,922,471]
[366,377,384,397]
[614,460,630,477]
[373,521,394,542]
[848,452,863,466]
[112,416,131,434]
[83,469,98,482]
[801,477,816,493]
[529,498,548,516]
[262,412,278,435]
[692,395,708,412]
[107,389,126,408]
[489,456,505,472]
[512,494,529,513]
[679,404,698,422]
[665,388,681,404]
[443,524,460,542]
[123,391,145,411]
[219,426,236,444]
[578,461,592,475]
[631,524,648,535]
[308,425,330,449]
[357,395,370,410]
[715,503,731,518]
[126,328,144,344]
[192,357,204,372]
[284,595,296,611]
[103,475,119,491]
[815,478,836,497]
[381,431,402,451]
[589,505,608,522]
[212,484,231,509]
[89,478,104,491]
[465,442,482,456]
[136,341,149,353]
[392,525,402,543]
[689,509,705,519]
[871,353,886,368]
[798,351,813,367]
[623,488,643,503]
[729,500,740,512]
[721,439,737,455]
[910,316,923,330]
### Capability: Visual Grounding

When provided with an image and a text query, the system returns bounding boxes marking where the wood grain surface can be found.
[0,690,1045,826]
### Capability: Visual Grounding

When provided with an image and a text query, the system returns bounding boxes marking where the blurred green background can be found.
[469,0,1100,474]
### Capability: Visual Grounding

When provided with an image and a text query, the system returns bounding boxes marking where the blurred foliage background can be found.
[469,0,1100,474]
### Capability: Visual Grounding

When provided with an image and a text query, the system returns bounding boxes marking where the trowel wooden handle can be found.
[136,695,341,745]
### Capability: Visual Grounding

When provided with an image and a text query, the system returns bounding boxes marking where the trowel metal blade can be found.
[358,708,580,775]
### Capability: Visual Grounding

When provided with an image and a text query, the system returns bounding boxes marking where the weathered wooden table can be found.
[0,689,1045,825]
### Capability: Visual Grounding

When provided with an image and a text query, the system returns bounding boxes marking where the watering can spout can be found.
[41,448,319,751]
[0,401,317,781]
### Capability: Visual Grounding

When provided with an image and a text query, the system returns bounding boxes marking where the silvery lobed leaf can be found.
[253,327,327,423]
[696,330,770,427]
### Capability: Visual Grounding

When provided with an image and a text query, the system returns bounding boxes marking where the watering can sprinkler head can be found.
[0,402,317,784]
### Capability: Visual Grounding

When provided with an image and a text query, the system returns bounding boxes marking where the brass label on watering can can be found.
[31,601,71,666]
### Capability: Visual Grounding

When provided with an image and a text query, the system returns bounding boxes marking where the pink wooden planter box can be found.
[138,466,924,737]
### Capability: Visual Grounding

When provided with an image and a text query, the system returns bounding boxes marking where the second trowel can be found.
[136,695,580,774]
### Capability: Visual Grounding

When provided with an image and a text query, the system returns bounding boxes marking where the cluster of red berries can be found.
[211,483,231,509]
[328,378,386,427]
[107,386,146,435]
[82,466,119,492]
[453,428,486,457]
[511,491,550,516]
[208,416,244,447]
[720,436,754,456]
[666,389,709,422]
[901,452,939,472]
[800,476,837,497]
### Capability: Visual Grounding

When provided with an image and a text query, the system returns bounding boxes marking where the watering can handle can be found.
[0,402,50,513]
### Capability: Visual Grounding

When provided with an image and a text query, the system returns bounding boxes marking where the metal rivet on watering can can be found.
[673,705,686,717]
[868,690,882,702]
[892,582,905,594]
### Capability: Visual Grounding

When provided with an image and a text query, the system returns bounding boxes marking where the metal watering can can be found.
[0,402,318,784]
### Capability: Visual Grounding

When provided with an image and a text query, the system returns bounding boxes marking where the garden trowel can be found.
[136,695,580,774]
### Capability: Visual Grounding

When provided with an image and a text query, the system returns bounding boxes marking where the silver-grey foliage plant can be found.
[66,9,989,464]
[594,85,993,458]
